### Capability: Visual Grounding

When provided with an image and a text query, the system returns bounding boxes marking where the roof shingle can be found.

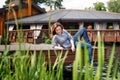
[5,9,120,24]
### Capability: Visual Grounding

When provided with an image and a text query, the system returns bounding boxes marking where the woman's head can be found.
[51,22,64,35]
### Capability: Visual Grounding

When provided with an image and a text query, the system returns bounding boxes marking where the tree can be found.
[32,0,47,4]
[84,7,94,10]
[5,0,11,5]
[4,0,46,4]
[93,2,106,11]
[54,0,63,10]
[36,0,63,10]
[5,0,64,10]
[107,0,120,13]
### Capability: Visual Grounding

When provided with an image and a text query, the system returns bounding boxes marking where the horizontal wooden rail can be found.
[8,29,120,43]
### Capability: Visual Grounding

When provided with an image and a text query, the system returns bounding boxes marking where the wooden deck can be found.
[0,43,75,65]
[0,43,107,65]
[0,43,53,51]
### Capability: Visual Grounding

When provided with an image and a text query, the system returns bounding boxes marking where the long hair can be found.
[50,22,64,39]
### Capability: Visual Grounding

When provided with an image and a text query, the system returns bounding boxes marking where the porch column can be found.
[113,23,119,29]
[30,24,36,29]
[30,24,43,39]
[9,25,14,31]
[35,24,43,39]
[97,22,107,30]
[102,23,107,29]
[78,22,84,29]
[94,22,100,30]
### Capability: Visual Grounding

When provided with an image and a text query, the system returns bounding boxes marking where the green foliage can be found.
[93,1,106,11]
[107,0,120,13]
[5,0,64,10]
[45,0,63,10]
[69,26,75,29]
[72,31,119,80]
[32,0,47,4]
[5,0,11,5]
[108,25,113,29]
[0,31,119,80]
[0,47,68,80]
[1,4,119,78]
[42,34,51,44]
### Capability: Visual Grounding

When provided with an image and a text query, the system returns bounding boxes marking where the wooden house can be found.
[0,0,46,38]
[1,9,120,64]
[5,9,120,43]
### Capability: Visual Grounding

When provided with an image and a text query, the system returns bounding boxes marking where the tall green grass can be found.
[0,31,119,80]
[0,29,119,80]
[0,3,67,80]
[0,48,69,80]
[72,31,119,80]
[1,1,119,79]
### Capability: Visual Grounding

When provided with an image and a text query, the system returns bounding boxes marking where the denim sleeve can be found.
[64,29,73,40]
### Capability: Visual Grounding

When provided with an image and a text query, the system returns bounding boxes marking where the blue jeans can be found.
[73,27,92,62]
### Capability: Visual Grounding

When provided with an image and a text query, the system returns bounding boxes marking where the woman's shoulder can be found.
[63,29,69,34]
[53,34,59,39]
[63,29,67,32]
[53,35,57,38]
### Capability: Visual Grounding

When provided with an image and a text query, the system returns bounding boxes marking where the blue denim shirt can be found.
[52,29,73,49]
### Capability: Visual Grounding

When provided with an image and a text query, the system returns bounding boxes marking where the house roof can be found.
[5,9,120,24]
[0,8,6,13]
[0,2,27,14]
[0,2,46,14]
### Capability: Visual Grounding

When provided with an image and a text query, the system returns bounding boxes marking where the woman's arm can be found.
[64,29,75,52]
[70,39,75,52]
[52,35,64,50]
[54,46,64,50]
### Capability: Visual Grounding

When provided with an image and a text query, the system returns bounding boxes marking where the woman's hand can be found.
[54,46,64,50]
[71,46,75,52]
[70,39,75,52]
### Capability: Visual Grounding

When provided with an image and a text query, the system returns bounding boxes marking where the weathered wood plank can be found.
[0,43,108,65]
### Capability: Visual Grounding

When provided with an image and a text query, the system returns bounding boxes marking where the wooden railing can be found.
[8,29,34,43]
[68,29,120,42]
[8,29,120,43]
[87,29,120,42]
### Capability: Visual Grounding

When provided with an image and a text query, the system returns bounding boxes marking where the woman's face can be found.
[55,26,62,35]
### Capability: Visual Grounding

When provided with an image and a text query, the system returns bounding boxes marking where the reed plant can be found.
[1,1,119,79]
[72,31,119,80]
[0,47,69,80]
[0,28,119,80]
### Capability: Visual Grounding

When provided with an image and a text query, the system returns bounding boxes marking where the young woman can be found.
[51,22,75,52]
[51,22,92,62]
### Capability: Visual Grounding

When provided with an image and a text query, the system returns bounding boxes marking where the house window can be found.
[22,25,30,29]
[84,22,94,29]
[69,26,76,29]
[62,22,79,29]
[14,24,30,30]
[43,25,48,29]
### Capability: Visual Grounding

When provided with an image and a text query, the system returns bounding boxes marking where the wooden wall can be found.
[0,14,5,36]
[6,7,41,20]
[0,0,43,37]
